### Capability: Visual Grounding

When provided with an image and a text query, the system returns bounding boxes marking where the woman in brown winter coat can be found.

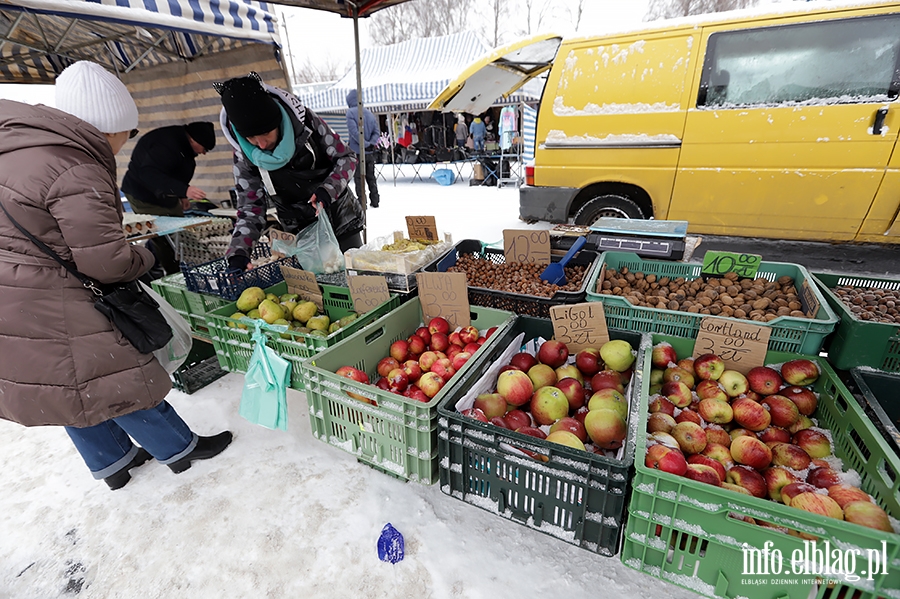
[0,61,231,490]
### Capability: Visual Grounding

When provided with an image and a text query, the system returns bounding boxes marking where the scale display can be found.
[591,235,679,258]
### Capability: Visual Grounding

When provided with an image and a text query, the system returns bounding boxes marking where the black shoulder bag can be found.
[0,201,172,354]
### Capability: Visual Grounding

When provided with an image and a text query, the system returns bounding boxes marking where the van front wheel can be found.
[573,194,645,225]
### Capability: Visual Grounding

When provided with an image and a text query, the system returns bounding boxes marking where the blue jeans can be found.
[65,401,198,479]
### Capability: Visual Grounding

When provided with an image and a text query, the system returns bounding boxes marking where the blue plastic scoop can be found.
[539,236,586,285]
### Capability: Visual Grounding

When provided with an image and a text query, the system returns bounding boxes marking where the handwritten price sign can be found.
[701,251,762,279]
[503,229,551,264]
[549,302,610,353]
[347,275,391,314]
[692,316,771,373]
[405,215,438,241]
[280,265,323,310]
[415,272,470,328]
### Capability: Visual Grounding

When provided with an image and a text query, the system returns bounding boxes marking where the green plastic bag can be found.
[240,324,291,431]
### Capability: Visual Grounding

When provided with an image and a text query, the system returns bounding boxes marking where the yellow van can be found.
[430,2,900,244]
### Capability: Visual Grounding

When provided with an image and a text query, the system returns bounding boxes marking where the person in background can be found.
[470,116,486,153]
[121,121,217,274]
[345,89,380,208]
[0,61,232,491]
[215,73,364,274]
[454,114,469,149]
[484,113,496,145]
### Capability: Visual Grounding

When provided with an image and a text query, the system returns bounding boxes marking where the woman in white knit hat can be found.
[0,61,231,490]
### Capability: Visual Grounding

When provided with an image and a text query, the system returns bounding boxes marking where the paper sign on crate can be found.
[405,216,439,242]
[415,272,470,328]
[347,275,390,314]
[549,302,610,353]
[280,265,323,311]
[691,316,771,373]
[799,279,821,319]
[503,229,551,264]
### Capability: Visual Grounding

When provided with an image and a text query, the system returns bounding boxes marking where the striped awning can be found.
[0,0,280,83]
[300,31,540,115]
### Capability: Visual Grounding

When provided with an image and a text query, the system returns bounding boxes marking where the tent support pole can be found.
[352,3,367,244]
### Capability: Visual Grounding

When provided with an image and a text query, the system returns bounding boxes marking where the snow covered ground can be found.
[0,169,704,599]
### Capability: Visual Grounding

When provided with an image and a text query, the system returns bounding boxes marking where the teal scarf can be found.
[233,104,296,171]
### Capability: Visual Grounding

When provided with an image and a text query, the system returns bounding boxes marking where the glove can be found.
[227,254,250,274]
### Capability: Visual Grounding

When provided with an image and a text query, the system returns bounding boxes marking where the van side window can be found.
[698,14,900,108]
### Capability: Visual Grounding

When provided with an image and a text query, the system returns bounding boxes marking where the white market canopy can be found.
[0,0,280,83]
[299,30,541,115]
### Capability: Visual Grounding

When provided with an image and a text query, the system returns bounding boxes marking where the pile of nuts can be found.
[832,285,900,323]
[596,267,811,321]
[448,254,587,298]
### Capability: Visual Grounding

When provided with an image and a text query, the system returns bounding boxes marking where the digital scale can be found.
[550,218,690,260]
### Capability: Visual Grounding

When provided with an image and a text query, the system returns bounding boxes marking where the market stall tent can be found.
[0,0,287,202]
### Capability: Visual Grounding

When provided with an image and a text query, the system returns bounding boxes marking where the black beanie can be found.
[186,121,216,151]
[216,75,282,137]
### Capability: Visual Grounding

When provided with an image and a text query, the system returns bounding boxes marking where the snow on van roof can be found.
[571,0,900,42]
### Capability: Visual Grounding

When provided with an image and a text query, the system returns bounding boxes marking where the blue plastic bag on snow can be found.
[240,324,291,431]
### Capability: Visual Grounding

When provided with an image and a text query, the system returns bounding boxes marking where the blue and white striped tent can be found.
[299,31,539,115]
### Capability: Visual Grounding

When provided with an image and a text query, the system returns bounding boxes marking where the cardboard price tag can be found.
[347,275,390,314]
[692,317,771,374]
[415,272,470,328]
[280,265,323,311]
[799,279,821,319]
[503,229,551,264]
[549,302,610,353]
[267,228,295,243]
[405,216,438,242]
[701,251,762,279]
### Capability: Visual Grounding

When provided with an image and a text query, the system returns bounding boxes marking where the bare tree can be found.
[483,0,508,47]
[292,55,350,84]
[569,0,586,32]
[518,0,552,36]
[368,0,478,45]
[646,0,759,20]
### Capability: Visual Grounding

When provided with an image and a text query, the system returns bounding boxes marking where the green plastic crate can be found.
[151,272,190,314]
[183,288,231,316]
[621,335,900,599]
[585,252,838,354]
[850,368,900,458]
[437,315,645,557]
[299,298,515,484]
[205,281,399,391]
[813,272,900,372]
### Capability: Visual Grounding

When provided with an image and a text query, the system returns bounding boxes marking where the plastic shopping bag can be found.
[271,211,344,275]
[141,282,192,374]
[240,324,291,431]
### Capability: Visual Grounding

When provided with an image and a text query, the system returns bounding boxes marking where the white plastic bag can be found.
[272,211,344,275]
[141,282,192,374]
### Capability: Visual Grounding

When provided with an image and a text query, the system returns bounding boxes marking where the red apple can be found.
[587,388,628,419]
[430,358,456,383]
[726,465,767,498]
[705,425,731,447]
[827,485,873,509]
[807,467,842,489]
[730,428,756,441]
[550,416,588,443]
[530,386,569,426]
[336,365,372,403]
[663,366,695,390]
[402,360,422,383]
[671,421,707,455]
[791,492,844,520]
[788,415,815,434]
[732,397,772,432]
[477,337,486,345]
[792,429,832,459]
[648,395,676,417]
[496,370,534,407]
[405,385,429,402]
[406,335,426,356]
[721,483,754,496]
[843,501,892,532]
[590,370,625,394]
[761,395,800,428]
[651,342,678,369]
[414,326,431,345]
[461,407,489,423]
[538,340,569,368]
[780,385,818,416]
[688,454,726,482]
[498,364,520,374]
[757,427,791,445]
[781,482,817,506]
[429,332,450,352]
[445,345,462,361]
[516,425,547,440]
[485,326,498,338]
[702,443,735,469]
[389,340,409,363]
[387,367,409,393]
[698,399,734,425]
[417,371,445,398]
[428,316,450,336]
[694,353,725,381]
[770,442,811,471]
[458,325,479,345]
[781,359,819,387]
[764,466,799,502]
[677,357,696,376]
[575,349,602,376]
[418,351,440,372]
[645,444,688,476]
[509,352,539,372]
[730,435,772,470]
[746,366,784,396]
[674,409,702,427]
[527,364,557,390]
[504,409,532,430]
[555,364,584,385]
[545,430,586,451]
[695,379,728,402]
[377,356,401,378]
[375,377,390,391]
[556,377,586,411]
[474,393,508,420]
[719,370,749,398]
[686,463,722,486]
[451,351,472,371]
[661,381,692,408]
[740,390,762,402]
[648,412,677,434]
[489,416,510,429]
[463,342,481,355]
[584,409,626,449]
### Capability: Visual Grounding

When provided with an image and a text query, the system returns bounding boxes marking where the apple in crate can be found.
[585,409,626,449]
[430,333,449,352]
[780,385,818,416]
[807,467,842,489]
[461,408,489,423]
[730,435,772,470]
[827,485,873,509]
[510,352,538,372]
[404,385,429,403]
[761,395,800,428]
[661,381,692,408]
[545,430,586,451]
[456,325,477,345]
[781,359,819,386]
[555,364,583,385]
[671,421,707,455]
[556,377,586,411]
[377,357,401,378]
[335,366,371,403]
[530,386,569,426]
[430,358,456,383]
[726,465,767,498]
[406,335,426,356]
[663,366,695,389]
[645,444,688,476]
[538,340,569,368]
[504,409,532,430]
[445,345,462,361]
[451,351,472,372]
[463,342,481,355]
[698,398,733,425]
[516,426,547,440]
[414,326,431,345]
[527,364,557,390]
[417,372,445,399]
[428,316,450,335]
[686,463,722,486]
[448,331,464,347]
[790,492,844,520]
[770,442,811,471]
[719,370,749,398]
[651,342,678,369]
[696,379,727,402]
[694,354,725,381]
[575,349,602,376]
[599,339,634,372]
[590,370,625,394]
[473,393,507,420]
[648,412,676,434]
[402,360,422,383]
[648,395,676,416]
[688,454,726,482]
[730,428,756,441]
[702,443,735,469]
[789,415,815,434]
[746,366,783,396]
[792,429,832,459]
[781,482,817,506]
[387,368,409,393]
[390,340,409,363]
[843,501,893,532]
[675,409,702,426]
[758,427,791,445]
[489,416,510,429]
[588,388,628,419]
[704,426,731,447]
[550,416,588,443]
[732,397,771,432]
[496,370,534,407]
[418,351,440,372]
[764,466,798,502]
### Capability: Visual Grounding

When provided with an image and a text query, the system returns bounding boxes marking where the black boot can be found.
[104,447,153,490]
[168,431,233,474]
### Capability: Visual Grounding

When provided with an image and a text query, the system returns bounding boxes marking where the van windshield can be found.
[699,13,900,108]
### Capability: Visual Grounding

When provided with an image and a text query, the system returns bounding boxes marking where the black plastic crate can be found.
[180,244,301,301]
[171,340,228,394]
[849,368,900,457]
[437,315,643,557]
[425,239,599,318]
